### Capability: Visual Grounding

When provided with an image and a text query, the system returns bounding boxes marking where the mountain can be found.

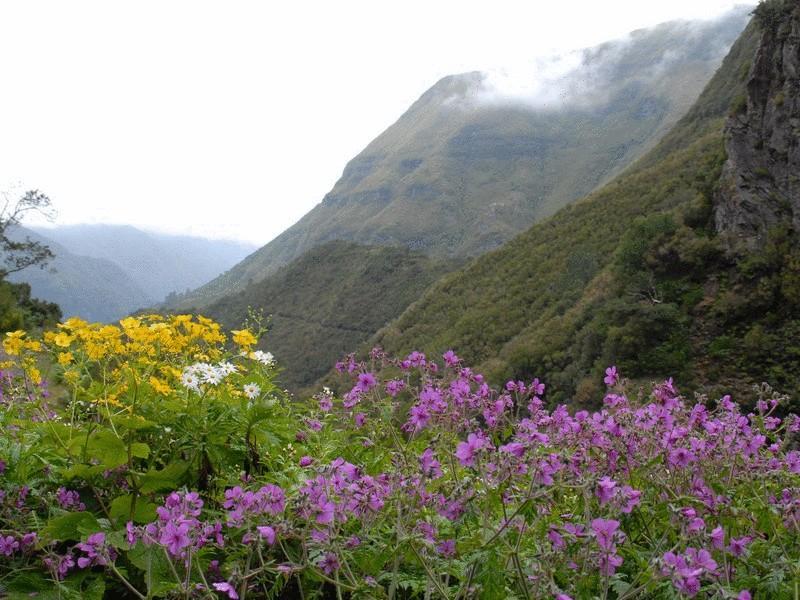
[199,241,460,391]
[32,224,256,303]
[176,7,753,309]
[370,1,800,411]
[6,227,152,322]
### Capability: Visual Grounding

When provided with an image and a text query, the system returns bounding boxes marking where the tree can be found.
[0,189,56,279]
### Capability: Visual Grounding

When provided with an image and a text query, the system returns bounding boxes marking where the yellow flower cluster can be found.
[2,330,42,356]
[2,314,259,401]
[40,314,228,364]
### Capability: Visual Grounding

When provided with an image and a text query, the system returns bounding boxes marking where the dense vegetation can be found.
[0,280,61,332]
[373,18,800,410]
[176,9,750,309]
[1,318,798,598]
[199,241,460,391]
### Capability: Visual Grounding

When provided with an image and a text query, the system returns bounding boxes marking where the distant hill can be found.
[177,7,752,309]
[7,227,152,322]
[372,4,800,410]
[32,224,256,303]
[199,241,461,391]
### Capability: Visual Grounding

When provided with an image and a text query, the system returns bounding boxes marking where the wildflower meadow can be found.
[0,315,798,598]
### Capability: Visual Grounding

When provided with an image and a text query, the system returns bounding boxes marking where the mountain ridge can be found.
[174,7,752,309]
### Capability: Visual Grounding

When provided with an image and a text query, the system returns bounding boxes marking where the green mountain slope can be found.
[33,225,256,303]
[7,227,152,322]
[200,241,460,391]
[177,8,752,308]
[373,10,800,409]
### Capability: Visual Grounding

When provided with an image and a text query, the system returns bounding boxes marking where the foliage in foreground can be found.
[0,316,799,599]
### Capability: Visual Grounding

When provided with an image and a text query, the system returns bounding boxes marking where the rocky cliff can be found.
[715,0,800,249]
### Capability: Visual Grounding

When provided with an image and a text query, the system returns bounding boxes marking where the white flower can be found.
[181,371,200,391]
[184,363,203,376]
[243,383,261,400]
[251,350,275,366]
[202,368,223,386]
[217,361,237,376]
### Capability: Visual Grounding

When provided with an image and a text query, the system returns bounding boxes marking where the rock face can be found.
[715,1,800,249]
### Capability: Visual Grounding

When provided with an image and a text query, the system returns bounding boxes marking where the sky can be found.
[0,1,751,245]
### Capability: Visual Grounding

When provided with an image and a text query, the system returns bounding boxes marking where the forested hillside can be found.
[374,12,800,410]
[201,241,460,390]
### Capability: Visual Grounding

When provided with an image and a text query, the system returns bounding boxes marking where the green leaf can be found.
[131,442,150,459]
[68,429,127,469]
[109,493,158,524]
[41,512,101,543]
[137,461,189,493]
[111,415,158,431]
[60,463,107,481]
[128,543,180,596]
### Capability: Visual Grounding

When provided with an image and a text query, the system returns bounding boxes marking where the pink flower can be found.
[596,476,617,505]
[319,552,340,574]
[620,486,641,513]
[160,522,190,556]
[385,379,405,397]
[710,526,725,550]
[419,448,442,479]
[548,528,566,551]
[356,372,377,392]
[728,536,751,557]
[126,521,137,545]
[257,526,276,545]
[668,447,696,468]
[442,350,460,366]
[591,518,620,552]
[604,366,619,386]
[436,539,456,557]
[213,582,239,599]
[455,433,487,467]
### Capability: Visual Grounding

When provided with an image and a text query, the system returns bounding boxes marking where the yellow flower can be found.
[27,366,42,385]
[119,316,141,331]
[27,340,43,352]
[149,376,172,396]
[3,330,26,356]
[58,351,74,366]
[232,329,257,348]
[52,332,74,348]
[61,316,88,330]
[86,341,106,360]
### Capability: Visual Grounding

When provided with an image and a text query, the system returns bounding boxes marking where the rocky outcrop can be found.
[715,1,800,249]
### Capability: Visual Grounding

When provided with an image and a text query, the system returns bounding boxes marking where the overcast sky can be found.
[0,1,751,245]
